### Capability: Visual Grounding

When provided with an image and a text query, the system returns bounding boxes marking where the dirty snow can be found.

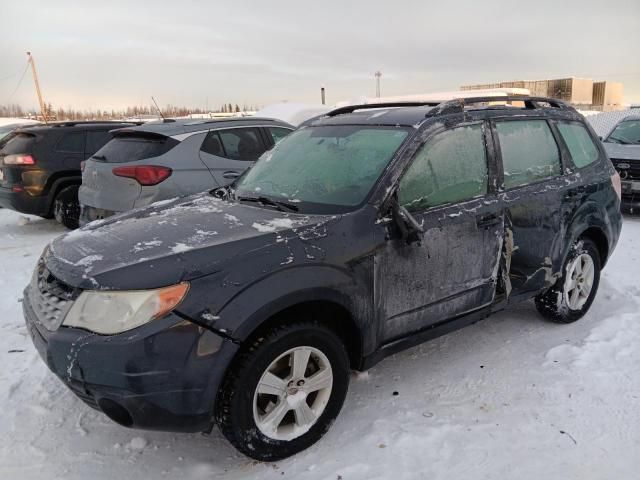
[0,208,638,479]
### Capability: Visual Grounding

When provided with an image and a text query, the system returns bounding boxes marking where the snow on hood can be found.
[45,193,327,289]
[603,142,640,161]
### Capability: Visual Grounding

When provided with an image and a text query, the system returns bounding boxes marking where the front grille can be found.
[611,158,640,181]
[29,260,80,332]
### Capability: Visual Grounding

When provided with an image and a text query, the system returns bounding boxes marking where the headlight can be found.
[63,282,189,334]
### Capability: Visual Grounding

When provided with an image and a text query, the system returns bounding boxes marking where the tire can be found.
[215,321,350,461]
[535,238,601,323]
[53,185,80,230]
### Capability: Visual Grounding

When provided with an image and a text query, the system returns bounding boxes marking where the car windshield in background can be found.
[234,125,410,213]
[606,120,640,145]
[92,134,178,163]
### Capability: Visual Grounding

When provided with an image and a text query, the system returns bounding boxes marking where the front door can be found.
[375,122,503,342]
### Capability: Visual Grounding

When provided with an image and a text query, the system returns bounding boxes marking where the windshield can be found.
[234,125,410,213]
[606,119,640,145]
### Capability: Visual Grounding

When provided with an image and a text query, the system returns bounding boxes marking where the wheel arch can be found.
[563,201,613,268]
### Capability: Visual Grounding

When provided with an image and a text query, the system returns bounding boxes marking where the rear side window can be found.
[218,127,265,161]
[200,131,224,156]
[496,120,561,189]
[268,127,292,145]
[93,135,179,163]
[0,133,37,154]
[399,124,488,210]
[86,130,113,156]
[55,131,86,153]
[556,122,599,168]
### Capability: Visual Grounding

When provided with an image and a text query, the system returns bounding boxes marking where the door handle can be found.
[476,213,501,229]
[222,171,240,179]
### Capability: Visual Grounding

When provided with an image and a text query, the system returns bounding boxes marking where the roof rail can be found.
[321,96,575,120]
[325,101,442,117]
[427,96,574,117]
[50,120,139,127]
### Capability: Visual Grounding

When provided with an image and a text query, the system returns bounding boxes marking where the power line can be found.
[6,62,30,102]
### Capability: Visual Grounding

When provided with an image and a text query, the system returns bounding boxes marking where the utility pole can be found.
[320,85,326,105]
[375,70,382,98]
[27,52,47,124]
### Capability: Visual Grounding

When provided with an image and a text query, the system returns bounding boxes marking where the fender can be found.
[44,173,82,206]
[562,198,613,269]
[209,264,374,354]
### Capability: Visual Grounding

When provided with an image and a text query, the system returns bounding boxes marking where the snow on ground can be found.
[0,209,638,479]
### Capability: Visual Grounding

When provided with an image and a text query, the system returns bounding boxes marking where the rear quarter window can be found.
[93,135,179,163]
[556,122,600,168]
[496,120,561,189]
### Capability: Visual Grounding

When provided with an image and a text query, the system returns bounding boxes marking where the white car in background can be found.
[0,118,41,142]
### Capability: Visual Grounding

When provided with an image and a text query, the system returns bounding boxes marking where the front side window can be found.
[218,127,264,161]
[496,120,561,189]
[235,125,410,212]
[606,119,640,145]
[56,131,85,153]
[398,124,488,211]
[556,122,599,168]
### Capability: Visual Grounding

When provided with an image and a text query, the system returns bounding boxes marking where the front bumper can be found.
[23,287,238,432]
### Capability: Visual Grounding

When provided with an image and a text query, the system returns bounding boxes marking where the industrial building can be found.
[461,77,624,111]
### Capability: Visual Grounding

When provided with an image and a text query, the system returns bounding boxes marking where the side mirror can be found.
[391,198,424,244]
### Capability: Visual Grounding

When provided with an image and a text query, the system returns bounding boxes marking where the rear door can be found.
[54,130,86,170]
[491,118,565,296]
[198,127,268,185]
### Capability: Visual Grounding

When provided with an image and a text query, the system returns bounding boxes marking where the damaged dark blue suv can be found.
[23,97,622,461]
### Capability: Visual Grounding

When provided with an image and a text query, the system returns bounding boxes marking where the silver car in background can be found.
[79,117,294,224]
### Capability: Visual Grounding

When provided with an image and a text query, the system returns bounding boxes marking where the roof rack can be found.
[49,120,140,127]
[427,95,574,117]
[322,96,574,119]
[326,101,442,117]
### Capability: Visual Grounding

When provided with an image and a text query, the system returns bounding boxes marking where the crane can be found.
[27,51,48,124]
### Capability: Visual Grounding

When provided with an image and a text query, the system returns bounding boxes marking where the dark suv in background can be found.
[24,97,621,461]
[0,121,135,228]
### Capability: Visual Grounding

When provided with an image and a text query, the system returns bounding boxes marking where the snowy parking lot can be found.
[0,208,638,480]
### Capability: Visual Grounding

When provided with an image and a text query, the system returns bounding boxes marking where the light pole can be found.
[375,70,382,98]
[320,85,326,105]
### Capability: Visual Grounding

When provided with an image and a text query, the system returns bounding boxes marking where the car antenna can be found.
[151,96,166,121]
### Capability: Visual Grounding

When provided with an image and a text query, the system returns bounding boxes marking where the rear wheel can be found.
[535,238,601,323]
[53,185,80,230]
[216,321,350,461]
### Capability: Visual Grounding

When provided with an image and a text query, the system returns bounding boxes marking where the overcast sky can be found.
[1,0,639,111]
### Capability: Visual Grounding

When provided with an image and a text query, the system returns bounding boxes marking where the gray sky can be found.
[1,0,639,111]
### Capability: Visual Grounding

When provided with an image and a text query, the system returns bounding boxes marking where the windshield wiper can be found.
[236,195,299,212]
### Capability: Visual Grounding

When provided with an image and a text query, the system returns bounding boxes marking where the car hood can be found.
[45,194,329,290]
[603,142,640,161]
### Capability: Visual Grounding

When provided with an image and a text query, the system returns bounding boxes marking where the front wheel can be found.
[215,321,350,461]
[535,238,601,323]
